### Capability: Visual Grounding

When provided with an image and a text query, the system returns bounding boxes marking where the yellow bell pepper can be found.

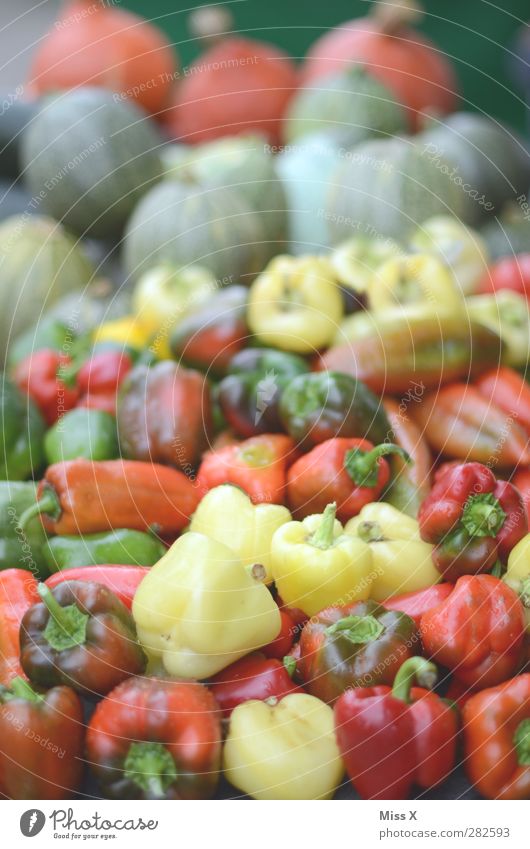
[329,235,402,296]
[367,253,463,313]
[247,255,344,353]
[270,502,373,616]
[92,315,151,351]
[409,215,489,296]
[504,534,530,631]
[346,502,439,601]
[132,532,281,679]
[223,693,344,800]
[132,263,216,337]
[465,290,530,367]
[189,485,291,584]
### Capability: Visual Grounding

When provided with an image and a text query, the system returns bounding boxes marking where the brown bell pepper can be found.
[18,459,200,536]
[0,570,39,686]
[412,384,530,468]
[0,677,84,799]
[463,673,530,799]
[382,397,432,517]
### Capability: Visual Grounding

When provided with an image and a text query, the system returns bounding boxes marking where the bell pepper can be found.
[513,469,530,526]
[189,484,291,583]
[14,349,79,426]
[209,653,304,718]
[321,307,503,394]
[170,285,248,376]
[409,215,489,296]
[247,254,344,353]
[420,574,526,689]
[418,462,528,579]
[381,397,432,518]
[0,374,45,480]
[92,315,150,351]
[286,437,408,522]
[466,290,530,367]
[133,532,280,679]
[382,583,454,628]
[463,673,530,799]
[504,534,530,631]
[20,580,146,696]
[42,528,166,573]
[0,481,49,577]
[223,692,343,800]
[367,253,463,313]
[7,315,77,369]
[86,675,221,799]
[0,569,38,685]
[334,657,457,800]
[475,366,530,436]
[270,502,373,617]
[118,361,213,472]
[46,564,149,610]
[329,235,402,297]
[279,371,390,450]
[478,253,530,300]
[132,263,216,339]
[412,383,530,470]
[197,434,295,505]
[44,408,119,464]
[18,459,200,536]
[0,677,84,799]
[261,606,299,659]
[297,598,417,704]
[346,502,440,601]
[75,348,133,395]
[218,347,309,438]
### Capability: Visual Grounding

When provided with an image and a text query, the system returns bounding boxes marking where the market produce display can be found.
[1,0,530,805]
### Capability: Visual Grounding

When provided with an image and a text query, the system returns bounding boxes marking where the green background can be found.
[123,0,529,129]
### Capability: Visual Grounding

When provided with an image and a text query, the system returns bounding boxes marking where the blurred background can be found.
[1,0,529,128]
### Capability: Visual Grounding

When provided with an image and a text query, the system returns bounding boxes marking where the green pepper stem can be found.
[513,718,530,766]
[310,503,337,549]
[326,613,384,644]
[38,583,72,630]
[344,443,411,488]
[392,657,438,703]
[8,677,42,703]
[283,655,297,678]
[18,489,62,530]
[38,583,89,652]
[124,741,178,798]
[461,493,506,538]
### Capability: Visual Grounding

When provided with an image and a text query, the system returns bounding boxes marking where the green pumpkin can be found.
[284,67,407,145]
[0,215,94,364]
[21,88,163,239]
[325,136,478,245]
[123,178,270,283]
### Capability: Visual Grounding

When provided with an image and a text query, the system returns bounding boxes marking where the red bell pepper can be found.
[382,584,454,628]
[334,657,458,799]
[86,676,221,799]
[0,677,84,799]
[0,569,39,686]
[445,677,473,712]
[261,607,299,659]
[513,468,530,526]
[420,575,526,689]
[418,462,527,579]
[286,437,408,521]
[77,391,118,415]
[46,564,148,610]
[463,673,530,799]
[209,653,304,718]
[475,367,530,437]
[14,349,79,426]
[197,434,296,504]
[76,350,132,396]
[478,254,530,299]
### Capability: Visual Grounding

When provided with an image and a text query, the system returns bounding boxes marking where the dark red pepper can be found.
[209,653,304,718]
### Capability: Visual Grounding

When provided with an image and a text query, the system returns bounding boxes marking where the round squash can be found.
[284,66,407,144]
[325,136,477,245]
[123,178,270,283]
[0,215,94,363]
[21,88,163,240]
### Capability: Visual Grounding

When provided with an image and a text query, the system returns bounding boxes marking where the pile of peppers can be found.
[1,250,530,804]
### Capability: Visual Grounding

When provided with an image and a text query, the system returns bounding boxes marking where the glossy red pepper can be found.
[475,367,530,437]
[420,575,526,689]
[46,564,149,610]
[334,657,458,799]
[0,569,39,686]
[478,254,530,299]
[286,437,408,521]
[513,469,530,526]
[77,391,118,415]
[382,584,454,628]
[14,349,79,426]
[209,653,304,718]
[76,350,133,396]
[261,608,299,659]
[418,462,527,579]
[197,434,296,504]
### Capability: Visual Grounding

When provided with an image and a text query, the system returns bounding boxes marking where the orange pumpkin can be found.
[27,0,177,115]
[300,0,458,130]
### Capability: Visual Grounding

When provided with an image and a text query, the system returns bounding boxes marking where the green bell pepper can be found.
[0,481,49,578]
[0,374,45,480]
[44,408,119,464]
[42,528,166,573]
